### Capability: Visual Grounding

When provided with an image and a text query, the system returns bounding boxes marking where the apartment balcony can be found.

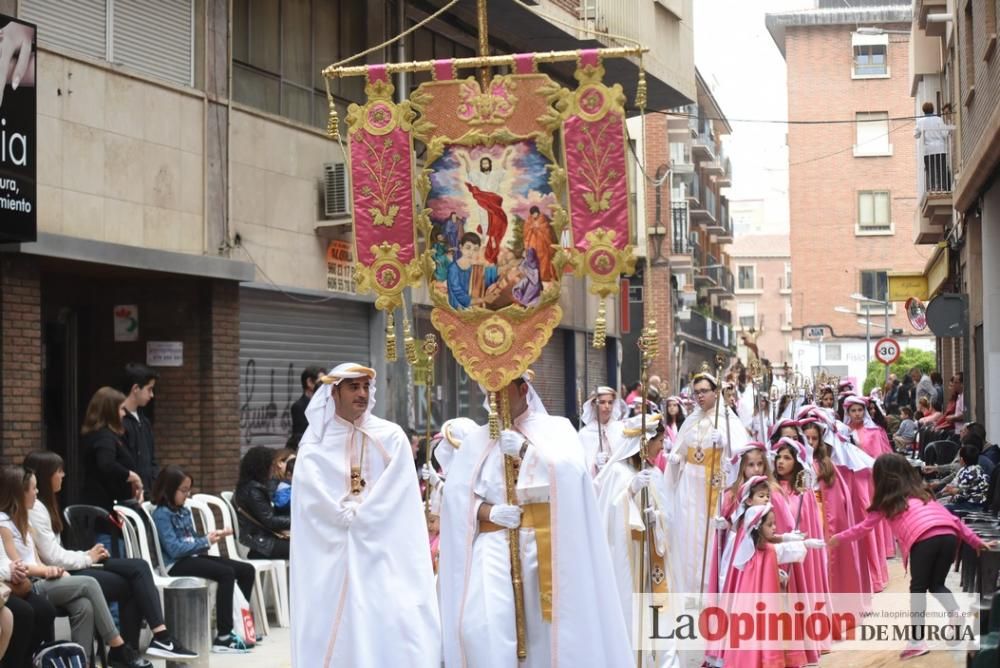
[707,197,730,237]
[692,126,716,161]
[690,234,702,269]
[690,180,717,226]
[715,155,732,187]
[916,0,948,36]
[706,266,734,296]
[669,203,693,269]
[678,309,733,351]
[670,141,694,175]
[914,127,954,244]
[715,215,734,243]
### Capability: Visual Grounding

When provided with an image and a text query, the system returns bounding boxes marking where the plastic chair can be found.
[139,502,182,579]
[62,504,124,556]
[210,492,289,628]
[191,494,285,631]
[114,505,195,593]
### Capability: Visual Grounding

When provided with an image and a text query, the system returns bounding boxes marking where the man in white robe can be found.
[594,413,680,668]
[578,386,627,476]
[439,375,632,667]
[290,363,440,667]
[664,371,749,596]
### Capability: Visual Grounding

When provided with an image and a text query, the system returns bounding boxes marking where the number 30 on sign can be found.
[874,337,901,365]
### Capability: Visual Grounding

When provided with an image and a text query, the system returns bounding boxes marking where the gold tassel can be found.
[327,97,340,141]
[593,297,607,349]
[385,311,397,362]
[488,392,500,440]
[403,318,418,365]
[636,58,647,112]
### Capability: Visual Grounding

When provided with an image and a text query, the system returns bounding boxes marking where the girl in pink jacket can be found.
[830,453,997,660]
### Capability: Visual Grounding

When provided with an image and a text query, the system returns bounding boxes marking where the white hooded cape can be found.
[439,408,632,667]
[664,403,749,595]
[290,381,440,667]
[579,419,625,476]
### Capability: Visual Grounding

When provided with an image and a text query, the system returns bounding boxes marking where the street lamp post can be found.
[850,293,892,384]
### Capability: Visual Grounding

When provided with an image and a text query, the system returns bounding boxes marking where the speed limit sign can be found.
[874,337,901,365]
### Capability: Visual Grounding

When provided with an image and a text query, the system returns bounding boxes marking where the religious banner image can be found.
[425,141,559,312]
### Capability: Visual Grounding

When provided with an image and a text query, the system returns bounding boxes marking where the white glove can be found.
[630,468,655,494]
[645,507,666,552]
[778,569,789,586]
[595,451,610,468]
[332,500,360,528]
[804,539,826,549]
[420,464,441,486]
[489,504,523,529]
[710,429,723,445]
[711,516,729,530]
[667,452,683,465]
[499,430,524,458]
[780,531,806,542]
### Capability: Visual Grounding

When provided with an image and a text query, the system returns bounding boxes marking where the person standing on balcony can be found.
[914,102,950,192]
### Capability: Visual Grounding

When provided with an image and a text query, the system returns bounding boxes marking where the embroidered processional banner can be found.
[345,51,636,391]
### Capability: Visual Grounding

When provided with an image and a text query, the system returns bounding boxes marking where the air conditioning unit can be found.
[677,307,692,321]
[323,162,351,220]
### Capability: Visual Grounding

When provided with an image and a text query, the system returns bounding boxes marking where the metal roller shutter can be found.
[239,288,372,450]
[20,0,193,87]
[21,0,107,61]
[112,0,193,86]
[532,329,567,417]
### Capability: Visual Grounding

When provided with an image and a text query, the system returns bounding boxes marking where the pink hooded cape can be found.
[813,461,873,604]
[720,542,808,668]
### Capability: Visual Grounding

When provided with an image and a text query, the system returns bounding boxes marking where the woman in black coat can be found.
[234,446,290,559]
[80,387,143,513]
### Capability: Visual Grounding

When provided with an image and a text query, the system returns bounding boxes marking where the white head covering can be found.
[733,503,773,571]
[843,395,877,429]
[727,441,768,485]
[433,417,480,474]
[770,436,816,489]
[732,474,770,526]
[304,362,377,427]
[598,412,661,473]
[580,386,628,426]
[479,371,548,417]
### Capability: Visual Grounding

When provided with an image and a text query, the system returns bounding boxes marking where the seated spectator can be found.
[235,447,290,560]
[943,445,990,514]
[893,406,918,453]
[24,450,196,660]
[2,547,38,667]
[931,373,965,435]
[916,396,940,425]
[0,466,152,668]
[151,466,256,654]
[273,455,294,514]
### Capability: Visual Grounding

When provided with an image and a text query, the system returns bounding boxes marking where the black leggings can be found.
[77,558,166,647]
[249,538,289,560]
[2,591,56,668]
[909,533,959,634]
[168,556,256,636]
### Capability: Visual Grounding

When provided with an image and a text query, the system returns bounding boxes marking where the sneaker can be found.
[899,642,930,660]
[212,632,251,654]
[146,635,198,659]
[108,644,154,668]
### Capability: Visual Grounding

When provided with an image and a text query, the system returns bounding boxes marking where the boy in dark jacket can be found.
[120,363,160,493]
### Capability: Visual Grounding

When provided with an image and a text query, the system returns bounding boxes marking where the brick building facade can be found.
[767,4,934,381]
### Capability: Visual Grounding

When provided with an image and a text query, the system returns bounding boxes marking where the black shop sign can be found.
[0,14,36,243]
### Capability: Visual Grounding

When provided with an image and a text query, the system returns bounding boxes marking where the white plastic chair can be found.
[114,504,194,594]
[192,494,286,630]
[218,491,290,628]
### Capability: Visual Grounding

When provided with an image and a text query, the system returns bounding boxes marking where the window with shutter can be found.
[854,111,890,156]
[858,190,891,231]
[20,0,193,87]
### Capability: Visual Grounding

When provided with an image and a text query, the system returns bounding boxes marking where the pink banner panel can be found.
[350,121,416,265]
[433,59,456,81]
[564,111,630,251]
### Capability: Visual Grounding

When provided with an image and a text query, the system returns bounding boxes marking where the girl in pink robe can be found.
[770,436,830,658]
[720,504,823,668]
[802,421,872,630]
[704,475,773,667]
[844,396,897,570]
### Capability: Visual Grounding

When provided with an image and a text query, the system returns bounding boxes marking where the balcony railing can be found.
[679,309,733,350]
[916,125,954,201]
[671,204,690,254]
[690,234,702,267]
